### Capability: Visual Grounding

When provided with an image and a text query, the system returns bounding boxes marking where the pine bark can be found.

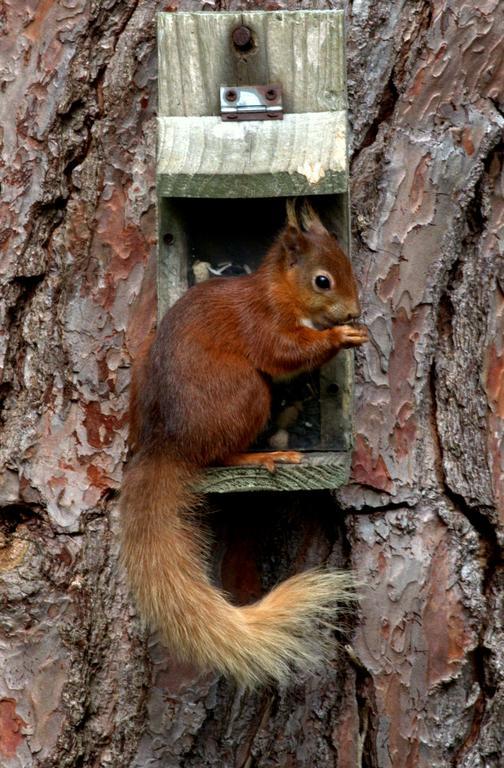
[0,1,502,767]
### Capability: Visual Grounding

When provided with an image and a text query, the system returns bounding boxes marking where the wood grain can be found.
[157,112,347,197]
[158,10,346,117]
[199,452,351,493]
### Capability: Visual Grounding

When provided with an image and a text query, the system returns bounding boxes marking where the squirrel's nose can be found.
[343,301,361,322]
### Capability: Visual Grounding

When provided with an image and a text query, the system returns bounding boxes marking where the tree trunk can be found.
[0,1,502,766]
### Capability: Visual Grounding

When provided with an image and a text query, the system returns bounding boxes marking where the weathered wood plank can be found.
[157,199,189,318]
[199,452,351,493]
[157,10,346,117]
[157,112,347,198]
[320,349,353,451]
[240,11,346,114]
[315,194,353,452]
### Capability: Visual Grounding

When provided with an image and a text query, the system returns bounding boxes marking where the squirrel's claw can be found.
[332,324,369,347]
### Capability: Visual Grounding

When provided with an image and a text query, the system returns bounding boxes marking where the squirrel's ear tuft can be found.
[281,225,306,267]
[299,200,327,234]
[285,198,327,234]
[285,199,300,230]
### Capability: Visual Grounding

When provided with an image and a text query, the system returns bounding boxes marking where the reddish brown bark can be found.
[0,1,503,766]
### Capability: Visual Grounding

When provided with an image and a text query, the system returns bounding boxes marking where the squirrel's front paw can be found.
[331,324,369,348]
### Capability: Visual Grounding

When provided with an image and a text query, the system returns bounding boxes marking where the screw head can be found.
[265,88,277,101]
[232,25,252,49]
[225,89,237,102]
[163,233,174,246]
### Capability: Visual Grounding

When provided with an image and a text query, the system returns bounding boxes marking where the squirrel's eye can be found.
[314,274,332,290]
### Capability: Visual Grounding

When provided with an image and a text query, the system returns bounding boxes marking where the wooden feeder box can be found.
[157,10,353,493]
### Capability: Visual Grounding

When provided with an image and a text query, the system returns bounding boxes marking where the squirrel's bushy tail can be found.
[120,450,354,687]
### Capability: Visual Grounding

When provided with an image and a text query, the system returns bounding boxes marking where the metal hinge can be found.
[220,85,283,122]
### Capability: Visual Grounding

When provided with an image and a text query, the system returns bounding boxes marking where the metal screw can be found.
[232,25,252,50]
[163,233,174,246]
[225,89,237,102]
[265,88,277,101]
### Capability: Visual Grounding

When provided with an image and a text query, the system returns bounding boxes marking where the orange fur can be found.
[120,202,367,687]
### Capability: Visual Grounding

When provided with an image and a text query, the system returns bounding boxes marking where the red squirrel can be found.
[120,200,368,687]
